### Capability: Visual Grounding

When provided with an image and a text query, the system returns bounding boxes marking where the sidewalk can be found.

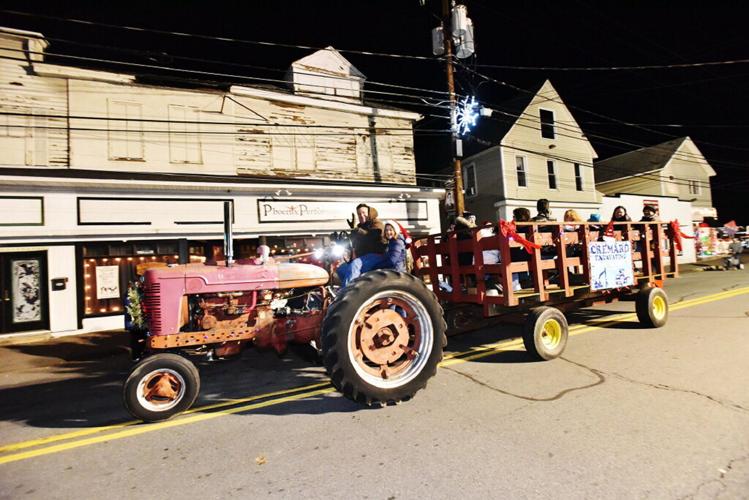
[0,330,130,376]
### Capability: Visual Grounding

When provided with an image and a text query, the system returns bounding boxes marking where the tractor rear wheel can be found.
[321,270,446,406]
[636,286,669,328]
[123,353,200,422]
[522,306,568,361]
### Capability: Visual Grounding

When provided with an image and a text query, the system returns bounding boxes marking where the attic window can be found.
[540,109,555,139]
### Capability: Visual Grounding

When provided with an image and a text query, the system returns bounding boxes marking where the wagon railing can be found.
[412,221,680,316]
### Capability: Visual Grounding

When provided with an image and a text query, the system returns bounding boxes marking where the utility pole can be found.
[442,0,464,216]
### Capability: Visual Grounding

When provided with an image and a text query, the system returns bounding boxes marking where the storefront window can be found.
[81,242,181,318]
[267,236,325,257]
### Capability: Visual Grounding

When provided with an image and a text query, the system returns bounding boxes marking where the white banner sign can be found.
[588,241,635,291]
[257,199,428,225]
[95,265,121,299]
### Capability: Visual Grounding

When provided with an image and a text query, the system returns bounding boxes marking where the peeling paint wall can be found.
[0,36,418,185]
[0,37,68,167]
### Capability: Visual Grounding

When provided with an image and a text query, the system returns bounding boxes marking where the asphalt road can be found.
[1,269,748,499]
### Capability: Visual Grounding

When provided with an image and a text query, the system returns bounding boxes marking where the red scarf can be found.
[499,220,542,254]
[604,220,615,239]
[669,219,694,251]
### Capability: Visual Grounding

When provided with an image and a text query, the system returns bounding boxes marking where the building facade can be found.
[0,28,443,338]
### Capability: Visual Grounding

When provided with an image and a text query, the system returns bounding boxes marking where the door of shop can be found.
[0,251,49,333]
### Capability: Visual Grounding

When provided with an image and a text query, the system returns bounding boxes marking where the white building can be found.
[0,27,443,339]
[599,193,696,264]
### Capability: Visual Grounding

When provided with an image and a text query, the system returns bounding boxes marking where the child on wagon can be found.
[375,219,411,273]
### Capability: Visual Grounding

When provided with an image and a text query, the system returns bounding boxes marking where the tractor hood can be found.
[144,262,329,295]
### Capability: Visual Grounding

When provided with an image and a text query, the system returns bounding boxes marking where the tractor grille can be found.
[144,283,163,335]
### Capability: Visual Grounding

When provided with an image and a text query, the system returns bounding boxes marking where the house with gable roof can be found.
[594,137,717,221]
[459,80,601,222]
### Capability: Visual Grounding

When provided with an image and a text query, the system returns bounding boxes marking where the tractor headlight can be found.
[331,244,344,258]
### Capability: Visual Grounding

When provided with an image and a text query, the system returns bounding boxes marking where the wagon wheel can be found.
[322,270,446,406]
[123,353,200,422]
[635,286,669,328]
[522,306,568,361]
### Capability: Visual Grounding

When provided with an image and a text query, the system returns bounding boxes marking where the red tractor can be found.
[124,257,446,422]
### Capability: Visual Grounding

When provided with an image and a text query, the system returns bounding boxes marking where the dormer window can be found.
[540,109,555,139]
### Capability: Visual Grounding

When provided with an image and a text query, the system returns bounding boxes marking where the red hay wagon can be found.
[411,220,681,359]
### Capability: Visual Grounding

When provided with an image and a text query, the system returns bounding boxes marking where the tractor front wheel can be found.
[123,353,200,422]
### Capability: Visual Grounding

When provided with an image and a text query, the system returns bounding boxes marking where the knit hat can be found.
[383,219,412,245]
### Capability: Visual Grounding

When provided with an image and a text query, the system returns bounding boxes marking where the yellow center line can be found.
[0,387,335,466]
[0,380,332,454]
[1,285,747,465]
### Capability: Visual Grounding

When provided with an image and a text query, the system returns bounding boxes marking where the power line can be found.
[1,9,440,62]
[39,34,450,96]
[480,107,722,183]
[461,106,725,191]
[581,121,749,129]
[459,63,749,156]
[0,111,447,131]
[481,139,741,193]
[0,48,445,105]
[0,123,450,136]
[474,58,749,71]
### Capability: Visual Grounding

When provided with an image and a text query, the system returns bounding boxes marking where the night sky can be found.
[3,1,748,224]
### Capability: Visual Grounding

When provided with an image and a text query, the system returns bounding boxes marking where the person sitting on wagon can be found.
[531,199,556,223]
[454,211,477,266]
[640,205,658,222]
[635,205,659,256]
[611,205,632,222]
[529,199,557,257]
[337,204,387,286]
[510,208,533,290]
[563,210,584,258]
[479,221,500,265]
[607,205,632,242]
[587,213,602,230]
[563,209,583,231]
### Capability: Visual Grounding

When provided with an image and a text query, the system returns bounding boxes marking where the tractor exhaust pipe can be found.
[223,200,234,267]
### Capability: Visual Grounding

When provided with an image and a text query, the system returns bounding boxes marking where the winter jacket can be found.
[531,212,557,222]
[379,237,406,272]
[350,206,387,257]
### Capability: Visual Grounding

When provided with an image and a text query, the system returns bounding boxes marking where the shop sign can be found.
[95,265,121,299]
[257,199,428,224]
[588,241,634,291]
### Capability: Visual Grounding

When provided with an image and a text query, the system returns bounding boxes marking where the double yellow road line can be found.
[1,285,747,465]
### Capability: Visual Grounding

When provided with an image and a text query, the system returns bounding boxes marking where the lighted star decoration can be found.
[455,96,479,135]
